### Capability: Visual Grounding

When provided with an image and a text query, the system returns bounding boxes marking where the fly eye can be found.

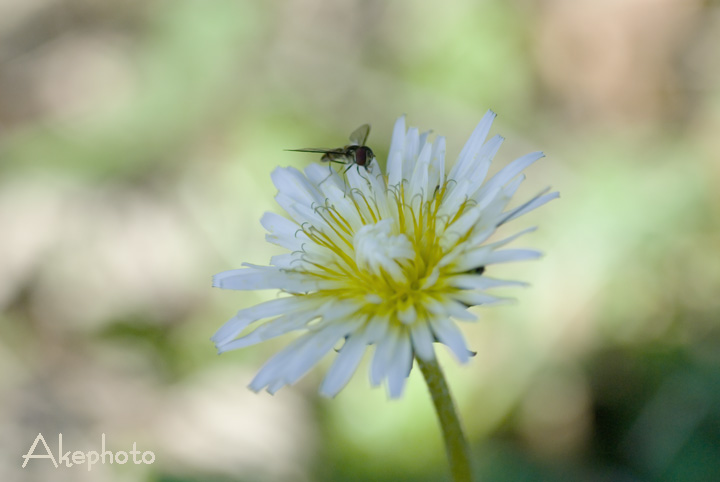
[355,148,367,165]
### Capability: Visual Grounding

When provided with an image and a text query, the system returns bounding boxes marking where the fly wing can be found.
[348,124,370,146]
[285,147,345,154]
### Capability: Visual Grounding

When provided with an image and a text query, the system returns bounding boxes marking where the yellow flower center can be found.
[293,181,475,326]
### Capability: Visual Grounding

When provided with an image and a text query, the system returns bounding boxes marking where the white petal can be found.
[402,127,420,182]
[271,166,324,207]
[446,205,482,239]
[397,300,417,325]
[453,291,511,306]
[260,212,306,250]
[409,141,432,201]
[266,378,287,395]
[442,299,479,321]
[212,297,305,346]
[386,334,412,399]
[305,163,344,191]
[320,330,369,397]
[465,134,503,194]
[275,193,324,227]
[213,266,311,292]
[283,321,361,386]
[467,227,495,247]
[343,163,376,199]
[251,321,360,394]
[365,313,389,344]
[485,249,542,264]
[365,169,393,220]
[437,241,470,269]
[269,253,299,269]
[428,136,446,190]
[218,308,323,352]
[450,246,493,273]
[475,174,526,221]
[484,227,538,250]
[448,275,529,290]
[418,130,431,152]
[429,317,471,363]
[410,322,435,361]
[499,191,559,225]
[370,326,399,386]
[302,300,362,332]
[248,334,311,392]
[387,116,407,186]
[323,184,365,232]
[437,178,472,220]
[426,297,478,321]
[475,151,544,201]
[449,110,496,181]
[420,267,441,289]
[344,164,375,198]
[213,314,252,352]
[258,307,327,339]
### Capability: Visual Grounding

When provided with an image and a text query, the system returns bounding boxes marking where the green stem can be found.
[416,355,473,482]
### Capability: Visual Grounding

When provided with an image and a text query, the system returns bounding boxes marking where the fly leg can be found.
[318,155,345,188]
[354,164,372,187]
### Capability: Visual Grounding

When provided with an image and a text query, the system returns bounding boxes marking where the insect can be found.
[286,124,375,179]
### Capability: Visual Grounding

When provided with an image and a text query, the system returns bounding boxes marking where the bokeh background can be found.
[2,0,719,481]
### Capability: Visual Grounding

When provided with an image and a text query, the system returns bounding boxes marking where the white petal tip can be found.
[414,350,436,362]
[247,382,264,393]
[318,388,338,399]
[213,343,232,354]
[388,388,406,399]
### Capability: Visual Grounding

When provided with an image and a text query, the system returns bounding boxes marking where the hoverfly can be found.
[286,124,375,178]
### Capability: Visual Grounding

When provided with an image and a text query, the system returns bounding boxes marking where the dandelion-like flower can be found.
[212,111,557,398]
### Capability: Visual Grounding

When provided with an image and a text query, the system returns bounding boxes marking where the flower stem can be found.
[416,355,474,482]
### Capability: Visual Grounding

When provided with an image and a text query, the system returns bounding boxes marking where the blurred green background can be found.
[1,0,719,481]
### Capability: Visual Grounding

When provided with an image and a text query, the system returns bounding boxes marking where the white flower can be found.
[212,111,558,398]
